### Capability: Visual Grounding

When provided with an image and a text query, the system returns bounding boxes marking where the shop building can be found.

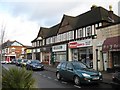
[31,6,120,70]
[1,40,26,62]
[97,23,120,71]
[24,47,32,59]
[68,39,93,67]
[52,44,67,65]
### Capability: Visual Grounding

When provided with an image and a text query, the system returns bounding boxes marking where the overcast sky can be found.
[0,0,119,46]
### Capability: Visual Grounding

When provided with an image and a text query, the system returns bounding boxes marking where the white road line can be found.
[43,75,47,77]
[74,85,81,88]
[39,73,42,75]
[54,79,58,81]
[61,81,67,84]
[47,77,52,79]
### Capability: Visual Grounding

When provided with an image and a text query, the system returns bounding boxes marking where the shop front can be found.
[52,44,67,66]
[32,48,40,60]
[102,36,120,72]
[68,39,93,68]
[26,49,32,59]
[4,54,16,63]
[41,47,51,65]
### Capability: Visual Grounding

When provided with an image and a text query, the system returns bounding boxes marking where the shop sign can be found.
[52,44,66,52]
[26,49,32,53]
[36,48,40,52]
[33,49,36,52]
[41,47,50,52]
[69,39,92,48]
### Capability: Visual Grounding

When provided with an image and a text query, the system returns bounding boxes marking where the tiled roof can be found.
[75,6,120,29]
[1,40,25,49]
[31,6,120,42]
[40,27,50,38]
[46,23,60,38]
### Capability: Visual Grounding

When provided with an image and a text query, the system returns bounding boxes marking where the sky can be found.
[0,0,119,46]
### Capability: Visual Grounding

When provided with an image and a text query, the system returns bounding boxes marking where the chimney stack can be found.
[108,5,114,22]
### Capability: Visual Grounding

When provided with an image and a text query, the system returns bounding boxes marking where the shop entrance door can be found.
[103,53,108,71]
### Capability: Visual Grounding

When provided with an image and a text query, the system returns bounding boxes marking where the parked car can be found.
[112,71,120,88]
[26,60,44,71]
[1,60,6,64]
[20,59,28,67]
[11,59,17,64]
[16,59,23,66]
[56,61,102,85]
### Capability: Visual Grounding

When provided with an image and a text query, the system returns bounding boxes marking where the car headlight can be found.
[82,73,91,78]
[99,72,102,76]
[32,65,36,67]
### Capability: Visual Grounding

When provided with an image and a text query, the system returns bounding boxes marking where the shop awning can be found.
[102,36,120,52]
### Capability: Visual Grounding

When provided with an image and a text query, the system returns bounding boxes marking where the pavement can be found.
[43,64,113,85]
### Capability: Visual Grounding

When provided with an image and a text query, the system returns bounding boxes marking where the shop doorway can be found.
[112,51,120,71]
[103,53,108,71]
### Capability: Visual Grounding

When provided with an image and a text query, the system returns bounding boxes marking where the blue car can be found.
[26,60,44,71]
[56,61,102,85]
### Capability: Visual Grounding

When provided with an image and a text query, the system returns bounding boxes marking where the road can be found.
[2,64,112,88]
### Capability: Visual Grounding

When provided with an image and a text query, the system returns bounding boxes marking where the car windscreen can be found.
[72,62,88,69]
[31,60,40,63]
[17,59,22,62]
[23,60,28,62]
[31,62,42,66]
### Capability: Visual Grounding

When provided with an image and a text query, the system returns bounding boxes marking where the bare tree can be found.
[0,24,6,61]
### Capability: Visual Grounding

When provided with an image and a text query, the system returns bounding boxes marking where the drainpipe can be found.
[96,49,98,71]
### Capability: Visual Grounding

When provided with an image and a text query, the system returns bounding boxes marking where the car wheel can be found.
[56,72,61,80]
[74,76,80,85]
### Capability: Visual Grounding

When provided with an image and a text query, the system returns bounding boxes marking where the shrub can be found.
[2,67,35,89]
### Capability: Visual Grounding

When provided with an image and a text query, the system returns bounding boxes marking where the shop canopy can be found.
[102,36,120,52]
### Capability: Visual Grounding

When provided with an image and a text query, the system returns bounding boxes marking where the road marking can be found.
[39,73,42,75]
[61,81,67,84]
[47,77,52,79]
[35,72,38,74]
[54,79,58,81]
[74,85,81,88]
[43,75,47,77]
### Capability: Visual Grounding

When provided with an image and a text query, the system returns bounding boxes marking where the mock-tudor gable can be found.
[58,15,76,34]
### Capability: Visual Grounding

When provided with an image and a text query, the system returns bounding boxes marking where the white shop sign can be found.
[52,44,66,52]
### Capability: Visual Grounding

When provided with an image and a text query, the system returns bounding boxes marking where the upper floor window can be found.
[86,26,92,36]
[37,41,39,46]
[11,47,15,52]
[42,39,45,45]
[32,42,36,47]
[77,28,83,38]
[99,23,102,27]
[63,33,67,41]
[39,41,41,46]
[68,31,74,40]
[57,34,61,42]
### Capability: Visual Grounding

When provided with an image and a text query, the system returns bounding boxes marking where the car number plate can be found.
[93,77,99,80]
